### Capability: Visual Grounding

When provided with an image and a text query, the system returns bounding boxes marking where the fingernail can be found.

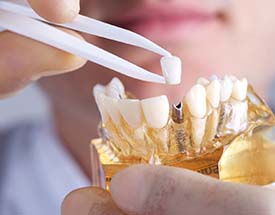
[110,165,152,212]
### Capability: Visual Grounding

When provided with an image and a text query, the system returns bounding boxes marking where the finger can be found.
[0,29,86,97]
[61,187,125,215]
[110,165,275,215]
[27,0,80,23]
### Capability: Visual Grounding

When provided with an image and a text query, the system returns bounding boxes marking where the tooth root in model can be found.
[191,117,207,153]
[118,99,143,128]
[104,96,121,124]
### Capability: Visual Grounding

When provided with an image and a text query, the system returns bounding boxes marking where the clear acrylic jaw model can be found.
[91,76,275,190]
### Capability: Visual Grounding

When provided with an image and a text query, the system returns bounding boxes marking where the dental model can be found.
[91,75,275,189]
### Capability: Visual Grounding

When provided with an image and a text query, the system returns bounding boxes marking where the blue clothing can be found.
[0,121,90,215]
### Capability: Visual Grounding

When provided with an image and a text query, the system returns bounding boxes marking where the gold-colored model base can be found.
[92,122,275,190]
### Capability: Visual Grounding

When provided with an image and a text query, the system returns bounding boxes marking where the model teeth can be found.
[232,78,248,101]
[196,77,210,86]
[93,85,108,123]
[160,56,182,85]
[209,75,219,81]
[104,96,120,124]
[191,117,206,152]
[94,75,272,167]
[206,80,221,108]
[220,76,233,102]
[118,99,142,128]
[106,77,126,99]
[186,84,207,118]
[141,95,170,129]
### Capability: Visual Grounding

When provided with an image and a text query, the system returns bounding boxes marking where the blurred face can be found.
[40,0,275,116]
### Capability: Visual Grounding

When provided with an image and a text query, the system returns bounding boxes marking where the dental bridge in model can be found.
[0,1,181,85]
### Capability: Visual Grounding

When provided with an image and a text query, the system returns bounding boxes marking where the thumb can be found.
[28,0,80,23]
[110,165,275,215]
[61,187,125,215]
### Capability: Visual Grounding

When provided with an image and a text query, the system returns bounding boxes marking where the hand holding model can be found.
[62,165,275,215]
[0,0,86,97]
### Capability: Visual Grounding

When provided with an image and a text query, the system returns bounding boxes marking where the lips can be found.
[107,4,223,41]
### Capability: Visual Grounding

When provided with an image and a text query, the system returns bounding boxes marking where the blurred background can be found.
[0,84,50,129]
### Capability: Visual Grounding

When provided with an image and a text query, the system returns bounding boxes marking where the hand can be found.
[62,165,275,215]
[0,0,86,97]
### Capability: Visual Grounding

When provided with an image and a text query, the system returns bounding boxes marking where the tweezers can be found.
[0,1,181,84]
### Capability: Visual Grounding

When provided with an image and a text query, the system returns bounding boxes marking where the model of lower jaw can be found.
[93,75,275,185]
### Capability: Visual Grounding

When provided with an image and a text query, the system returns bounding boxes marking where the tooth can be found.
[220,76,233,102]
[93,85,108,123]
[232,78,248,101]
[206,80,221,108]
[191,117,206,152]
[141,95,169,129]
[196,77,210,86]
[228,75,237,82]
[109,78,125,96]
[106,77,125,99]
[118,99,142,128]
[209,75,219,81]
[185,84,207,118]
[160,56,182,85]
[104,96,120,124]
[204,109,219,142]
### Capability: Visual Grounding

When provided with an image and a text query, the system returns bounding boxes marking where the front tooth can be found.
[118,99,142,128]
[220,76,233,102]
[104,96,120,124]
[206,80,221,108]
[191,117,206,152]
[93,85,108,123]
[160,56,182,85]
[186,84,207,118]
[141,95,169,129]
[196,77,210,86]
[232,78,248,101]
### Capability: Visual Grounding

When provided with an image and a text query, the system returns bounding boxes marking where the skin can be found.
[0,0,275,214]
